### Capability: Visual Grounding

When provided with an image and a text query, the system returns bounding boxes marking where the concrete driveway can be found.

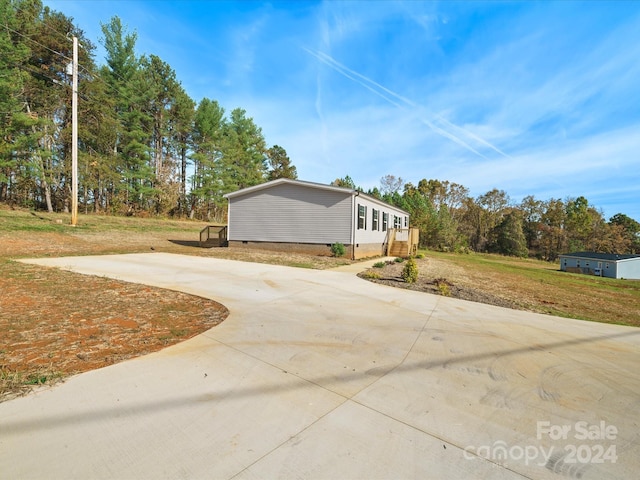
[1,253,639,479]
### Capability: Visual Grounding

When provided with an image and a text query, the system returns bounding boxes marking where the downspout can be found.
[351,191,359,260]
[226,199,231,242]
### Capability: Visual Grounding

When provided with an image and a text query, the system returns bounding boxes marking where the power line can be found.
[2,26,132,109]
[3,5,199,127]
[5,4,152,98]
[1,22,72,63]
[4,3,197,108]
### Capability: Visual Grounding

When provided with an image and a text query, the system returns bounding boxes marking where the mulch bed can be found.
[358,259,522,310]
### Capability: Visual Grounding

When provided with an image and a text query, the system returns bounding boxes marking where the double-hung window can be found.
[358,204,367,229]
[382,212,388,231]
[372,209,379,231]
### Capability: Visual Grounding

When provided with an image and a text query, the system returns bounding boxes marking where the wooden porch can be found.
[386,228,419,257]
[199,225,228,248]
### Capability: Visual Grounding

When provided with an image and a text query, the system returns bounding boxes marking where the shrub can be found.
[402,258,418,284]
[434,278,451,296]
[373,261,386,268]
[363,271,381,279]
[416,253,425,259]
[394,257,404,263]
[331,242,345,257]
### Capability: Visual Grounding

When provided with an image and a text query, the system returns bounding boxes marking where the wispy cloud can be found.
[303,48,510,161]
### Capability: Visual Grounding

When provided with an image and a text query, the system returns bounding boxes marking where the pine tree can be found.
[190,98,226,220]
[266,145,297,180]
[220,108,267,191]
[0,0,32,203]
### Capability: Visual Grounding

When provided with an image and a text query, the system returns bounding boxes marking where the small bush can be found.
[416,253,425,259]
[331,242,345,257]
[434,278,451,296]
[373,261,386,268]
[402,258,418,284]
[363,271,381,279]
[394,257,405,263]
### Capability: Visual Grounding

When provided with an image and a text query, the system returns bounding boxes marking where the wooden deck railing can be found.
[386,228,419,257]
[199,225,228,248]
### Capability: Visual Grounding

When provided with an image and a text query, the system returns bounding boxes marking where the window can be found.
[358,204,367,230]
[372,209,379,231]
[394,215,400,228]
[382,212,388,231]
[404,216,408,227]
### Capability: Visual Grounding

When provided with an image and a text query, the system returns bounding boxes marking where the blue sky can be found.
[46,0,640,220]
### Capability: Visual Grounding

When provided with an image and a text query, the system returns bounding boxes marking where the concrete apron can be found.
[1,252,638,480]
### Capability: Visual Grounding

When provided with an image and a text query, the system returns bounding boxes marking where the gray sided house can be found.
[223,179,412,259]
[559,252,640,279]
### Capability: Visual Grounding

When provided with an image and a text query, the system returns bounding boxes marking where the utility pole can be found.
[71,36,78,226]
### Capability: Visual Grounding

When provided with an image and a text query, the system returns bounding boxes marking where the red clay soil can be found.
[0,261,229,400]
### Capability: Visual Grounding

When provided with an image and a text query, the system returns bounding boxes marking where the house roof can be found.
[223,178,353,199]
[223,178,410,214]
[560,252,640,262]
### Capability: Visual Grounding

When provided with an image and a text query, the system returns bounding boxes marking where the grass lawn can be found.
[419,250,639,326]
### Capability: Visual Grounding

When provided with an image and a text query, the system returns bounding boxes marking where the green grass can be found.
[0,211,68,232]
[0,208,206,234]
[1,365,64,400]
[421,249,640,327]
[290,262,315,269]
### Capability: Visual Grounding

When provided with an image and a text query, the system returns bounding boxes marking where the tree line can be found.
[334,175,640,260]
[1,0,296,220]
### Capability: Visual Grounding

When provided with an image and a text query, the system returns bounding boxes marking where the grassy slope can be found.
[424,250,640,327]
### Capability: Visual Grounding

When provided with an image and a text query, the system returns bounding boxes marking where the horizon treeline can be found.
[333,175,640,260]
[0,0,297,220]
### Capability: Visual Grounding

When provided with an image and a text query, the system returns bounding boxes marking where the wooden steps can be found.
[389,241,408,257]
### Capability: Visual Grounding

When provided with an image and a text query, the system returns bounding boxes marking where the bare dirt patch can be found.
[0,260,227,401]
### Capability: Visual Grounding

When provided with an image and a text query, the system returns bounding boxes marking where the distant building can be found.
[223,178,418,259]
[559,252,640,279]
